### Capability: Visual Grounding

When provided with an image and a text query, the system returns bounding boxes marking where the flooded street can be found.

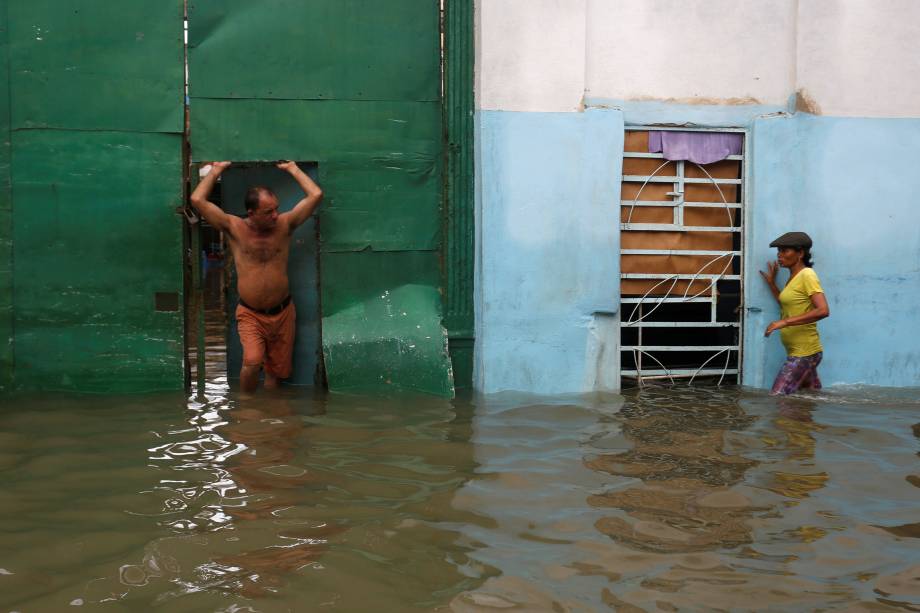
[2,375,920,611]
[3,3,918,612]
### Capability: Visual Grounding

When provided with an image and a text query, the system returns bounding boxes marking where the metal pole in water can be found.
[191,220,206,399]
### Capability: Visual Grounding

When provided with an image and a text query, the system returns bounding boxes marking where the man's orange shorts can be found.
[236,301,296,379]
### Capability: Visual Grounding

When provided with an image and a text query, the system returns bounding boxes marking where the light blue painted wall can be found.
[475,109,623,394]
[745,114,920,388]
[475,103,920,393]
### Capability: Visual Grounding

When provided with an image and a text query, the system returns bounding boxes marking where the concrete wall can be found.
[478,0,585,113]
[479,0,920,117]
[797,0,920,118]
[475,0,920,392]
[475,110,622,394]
[586,0,797,107]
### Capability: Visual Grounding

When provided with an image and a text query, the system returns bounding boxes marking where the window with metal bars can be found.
[619,129,745,386]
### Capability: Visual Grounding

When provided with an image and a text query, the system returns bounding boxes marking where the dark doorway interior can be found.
[200,162,323,387]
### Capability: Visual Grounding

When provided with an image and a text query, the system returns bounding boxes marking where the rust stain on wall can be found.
[794,89,822,115]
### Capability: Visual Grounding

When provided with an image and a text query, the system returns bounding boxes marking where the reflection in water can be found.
[2,371,920,609]
[761,397,829,501]
[193,397,338,598]
[587,386,761,554]
[146,386,490,609]
[0,317,489,612]
[448,386,920,611]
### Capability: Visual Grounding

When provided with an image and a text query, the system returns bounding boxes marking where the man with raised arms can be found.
[190,161,323,393]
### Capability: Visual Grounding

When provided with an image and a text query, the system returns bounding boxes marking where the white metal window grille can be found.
[619,129,745,385]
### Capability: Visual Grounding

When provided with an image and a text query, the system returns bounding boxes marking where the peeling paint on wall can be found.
[480,1,920,119]
[624,95,763,107]
[794,89,822,115]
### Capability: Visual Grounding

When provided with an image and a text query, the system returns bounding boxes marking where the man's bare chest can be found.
[241,241,286,264]
[231,229,288,266]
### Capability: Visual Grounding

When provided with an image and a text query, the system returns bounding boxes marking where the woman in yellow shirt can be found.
[759,232,830,395]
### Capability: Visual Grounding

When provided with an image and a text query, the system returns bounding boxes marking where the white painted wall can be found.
[585,0,797,107]
[476,0,920,118]
[797,0,920,118]
[477,0,585,112]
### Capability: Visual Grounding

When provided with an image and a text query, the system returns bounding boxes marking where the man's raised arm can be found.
[190,162,234,232]
[277,161,323,230]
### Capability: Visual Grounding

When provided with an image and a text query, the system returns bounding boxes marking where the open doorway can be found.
[187,162,323,390]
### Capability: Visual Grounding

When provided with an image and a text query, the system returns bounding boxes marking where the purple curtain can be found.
[648,131,742,165]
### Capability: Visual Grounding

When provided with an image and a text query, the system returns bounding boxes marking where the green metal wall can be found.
[5,1,186,392]
[0,0,11,391]
[0,0,473,396]
[443,0,475,388]
[188,0,455,396]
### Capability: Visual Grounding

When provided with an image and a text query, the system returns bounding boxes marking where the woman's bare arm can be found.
[764,292,829,336]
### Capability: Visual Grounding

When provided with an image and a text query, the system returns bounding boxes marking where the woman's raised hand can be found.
[759,260,779,287]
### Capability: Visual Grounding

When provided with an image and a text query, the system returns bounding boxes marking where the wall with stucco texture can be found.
[477,0,585,112]
[475,109,622,394]
[796,0,920,118]
[476,0,920,117]
[474,0,920,392]
[745,114,920,387]
[586,0,797,107]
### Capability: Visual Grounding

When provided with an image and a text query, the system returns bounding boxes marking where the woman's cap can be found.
[769,231,812,249]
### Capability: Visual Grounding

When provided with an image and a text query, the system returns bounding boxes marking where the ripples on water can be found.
[1,369,919,610]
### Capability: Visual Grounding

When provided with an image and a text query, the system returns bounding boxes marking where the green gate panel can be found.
[188,0,439,102]
[3,1,186,393]
[0,0,11,391]
[321,251,453,396]
[190,100,442,251]
[7,0,184,132]
[11,131,184,392]
[190,99,441,161]
[318,160,440,252]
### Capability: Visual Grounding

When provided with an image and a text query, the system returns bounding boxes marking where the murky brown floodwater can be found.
[2,306,920,611]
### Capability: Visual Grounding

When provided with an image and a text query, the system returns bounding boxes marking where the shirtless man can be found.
[190,161,323,392]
